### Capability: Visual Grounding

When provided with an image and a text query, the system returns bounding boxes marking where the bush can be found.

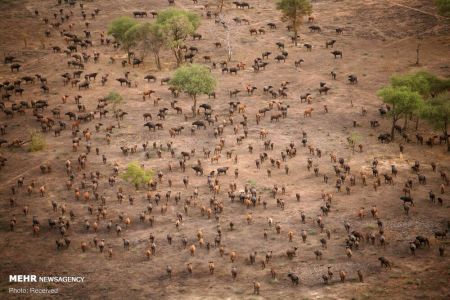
[106,92,123,112]
[0,0,18,6]
[436,0,450,16]
[122,162,153,187]
[105,91,123,103]
[28,131,46,152]
[247,179,257,187]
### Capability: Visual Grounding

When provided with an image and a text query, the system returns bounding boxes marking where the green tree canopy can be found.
[421,91,450,151]
[122,161,154,189]
[436,0,450,17]
[156,8,200,66]
[377,86,422,139]
[413,71,450,97]
[390,73,430,97]
[169,64,216,116]
[390,72,430,129]
[276,0,312,46]
[108,16,138,41]
[125,22,165,70]
[390,71,450,98]
[107,17,139,62]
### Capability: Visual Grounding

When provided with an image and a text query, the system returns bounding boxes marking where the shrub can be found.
[436,0,450,17]
[122,162,153,187]
[105,91,123,103]
[28,131,46,152]
[247,179,257,187]
[105,91,123,112]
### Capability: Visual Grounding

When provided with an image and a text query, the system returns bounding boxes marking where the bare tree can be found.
[215,14,233,61]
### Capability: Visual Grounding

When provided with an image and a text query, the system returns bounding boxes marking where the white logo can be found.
[9,275,37,282]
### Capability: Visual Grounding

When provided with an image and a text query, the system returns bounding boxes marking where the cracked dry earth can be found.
[0,0,449,299]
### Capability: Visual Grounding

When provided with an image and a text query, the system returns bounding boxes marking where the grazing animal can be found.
[331,50,342,58]
[378,257,392,269]
[304,108,314,117]
[288,273,299,285]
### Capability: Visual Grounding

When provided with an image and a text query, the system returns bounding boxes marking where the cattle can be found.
[192,120,206,129]
[348,74,358,84]
[309,25,321,32]
[192,33,202,40]
[319,86,330,95]
[217,167,229,175]
[144,75,157,82]
[326,40,336,48]
[10,63,21,72]
[132,58,143,67]
[133,11,147,18]
[192,166,203,175]
[4,56,15,64]
[275,55,286,63]
[331,50,343,58]
[304,43,312,51]
[288,273,299,285]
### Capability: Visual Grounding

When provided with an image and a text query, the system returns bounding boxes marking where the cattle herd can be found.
[0,0,449,298]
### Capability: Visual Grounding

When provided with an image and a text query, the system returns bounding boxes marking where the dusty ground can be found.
[0,0,449,299]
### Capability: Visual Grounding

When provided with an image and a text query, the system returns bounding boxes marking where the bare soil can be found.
[0,0,449,299]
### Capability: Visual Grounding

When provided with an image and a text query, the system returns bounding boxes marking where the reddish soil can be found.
[0,0,449,299]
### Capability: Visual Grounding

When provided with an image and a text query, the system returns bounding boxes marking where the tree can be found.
[421,92,450,151]
[390,73,429,129]
[169,64,216,116]
[107,17,138,63]
[122,161,154,189]
[347,132,362,154]
[276,0,312,46]
[214,14,234,61]
[125,22,164,70]
[413,71,450,97]
[436,0,450,17]
[156,9,200,66]
[390,73,430,97]
[377,86,422,139]
[105,91,124,127]
[390,71,450,130]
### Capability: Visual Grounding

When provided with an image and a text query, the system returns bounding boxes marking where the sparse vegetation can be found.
[105,91,123,112]
[28,131,46,152]
[0,0,18,6]
[122,162,154,188]
[436,0,450,16]
[1,0,449,299]
[247,179,257,187]
[105,91,123,102]
[348,132,362,154]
